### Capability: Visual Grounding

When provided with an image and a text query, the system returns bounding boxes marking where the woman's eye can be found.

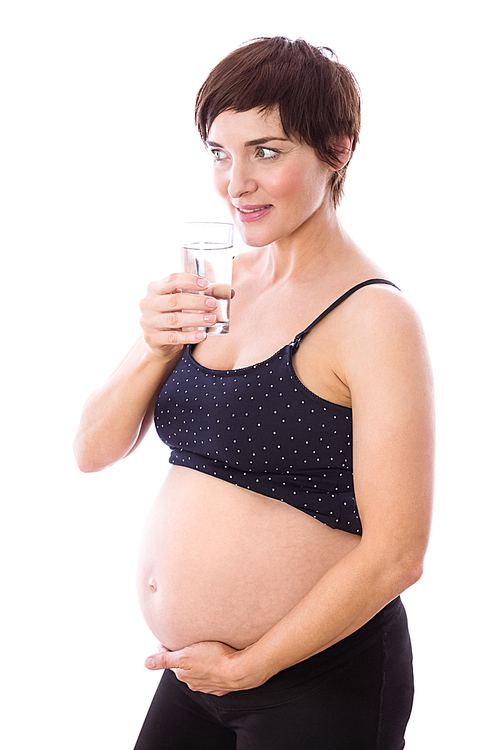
[256,147,279,159]
[211,149,226,162]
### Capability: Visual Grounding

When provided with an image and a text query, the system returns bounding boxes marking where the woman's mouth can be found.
[235,204,273,222]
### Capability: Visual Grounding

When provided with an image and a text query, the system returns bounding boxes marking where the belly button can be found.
[148,578,157,592]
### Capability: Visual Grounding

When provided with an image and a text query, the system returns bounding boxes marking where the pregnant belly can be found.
[137,466,361,651]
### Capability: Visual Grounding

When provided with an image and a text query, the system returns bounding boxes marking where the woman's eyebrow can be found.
[206,137,290,148]
[244,137,290,147]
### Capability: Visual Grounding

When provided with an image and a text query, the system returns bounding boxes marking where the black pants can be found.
[134,597,414,750]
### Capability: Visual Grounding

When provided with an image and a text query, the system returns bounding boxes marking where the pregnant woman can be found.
[74,37,434,749]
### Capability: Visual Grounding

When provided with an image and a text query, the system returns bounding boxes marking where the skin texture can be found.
[136,467,362,652]
[74,107,434,697]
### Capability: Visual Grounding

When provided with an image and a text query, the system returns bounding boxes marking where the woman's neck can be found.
[261,209,354,285]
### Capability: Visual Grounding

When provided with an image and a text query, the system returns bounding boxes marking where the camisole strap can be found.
[292,278,400,349]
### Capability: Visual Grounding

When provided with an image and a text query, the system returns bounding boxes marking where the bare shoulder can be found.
[333,282,433,395]
[340,282,427,350]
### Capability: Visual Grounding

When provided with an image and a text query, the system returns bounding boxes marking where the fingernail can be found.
[146,657,156,669]
[205,298,217,309]
[195,331,206,341]
[197,278,209,288]
[204,314,216,322]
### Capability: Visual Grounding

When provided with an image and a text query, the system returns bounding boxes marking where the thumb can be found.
[145,648,181,671]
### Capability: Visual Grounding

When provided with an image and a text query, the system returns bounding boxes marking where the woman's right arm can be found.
[73,273,218,472]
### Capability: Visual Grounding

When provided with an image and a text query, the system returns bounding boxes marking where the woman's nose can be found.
[227,162,257,200]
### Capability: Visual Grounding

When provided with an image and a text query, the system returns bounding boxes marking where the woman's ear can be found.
[329,136,353,171]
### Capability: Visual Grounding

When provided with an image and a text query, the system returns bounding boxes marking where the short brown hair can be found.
[195,37,361,207]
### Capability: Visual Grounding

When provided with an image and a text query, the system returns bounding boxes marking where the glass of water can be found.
[181,222,234,335]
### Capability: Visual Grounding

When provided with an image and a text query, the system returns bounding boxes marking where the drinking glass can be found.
[181,222,234,335]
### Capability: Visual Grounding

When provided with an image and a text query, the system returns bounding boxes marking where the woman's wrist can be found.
[228,641,278,691]
[138,334,183,368]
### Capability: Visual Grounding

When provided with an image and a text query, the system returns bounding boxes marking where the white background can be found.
[1,1,498,747]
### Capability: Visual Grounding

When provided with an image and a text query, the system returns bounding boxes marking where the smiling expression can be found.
[207,108,334,248]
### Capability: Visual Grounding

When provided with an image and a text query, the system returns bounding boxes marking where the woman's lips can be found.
[235,204,273,223]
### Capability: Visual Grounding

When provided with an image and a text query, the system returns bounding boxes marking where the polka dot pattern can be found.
[155,281,399,535]
[156,345,361,534]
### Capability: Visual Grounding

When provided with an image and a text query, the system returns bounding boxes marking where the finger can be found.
[145,649,184,671]
[149,273,209,296]
[142,310,217,338]
[162,311,218,330]
[206,282,231,301]
[142,326,207,350]
[142,291,219,314]
[145,654,167,670]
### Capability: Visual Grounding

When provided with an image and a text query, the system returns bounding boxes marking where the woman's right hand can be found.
[139,273,219,361]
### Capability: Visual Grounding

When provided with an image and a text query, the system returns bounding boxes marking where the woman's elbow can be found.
[75,457,109,473]
[391,552,426,595]
[365,540,427,598]
[401,557,425,589]
[73,435,116,473]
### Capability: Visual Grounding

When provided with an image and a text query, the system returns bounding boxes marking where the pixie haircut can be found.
[195,37,361,207]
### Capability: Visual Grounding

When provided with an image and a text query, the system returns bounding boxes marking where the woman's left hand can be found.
[145,640,267,696]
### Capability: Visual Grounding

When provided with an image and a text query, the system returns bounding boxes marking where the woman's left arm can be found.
[148,290,435,694]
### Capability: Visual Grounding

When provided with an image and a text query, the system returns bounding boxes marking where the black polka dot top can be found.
[155,279,399,535]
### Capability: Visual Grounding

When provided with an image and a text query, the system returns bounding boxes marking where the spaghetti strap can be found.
[292,278,400,349]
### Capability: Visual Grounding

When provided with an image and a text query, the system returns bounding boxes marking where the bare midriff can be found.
[137,465,361,651]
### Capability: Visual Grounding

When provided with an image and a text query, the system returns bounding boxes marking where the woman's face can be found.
[207,107,334,248]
